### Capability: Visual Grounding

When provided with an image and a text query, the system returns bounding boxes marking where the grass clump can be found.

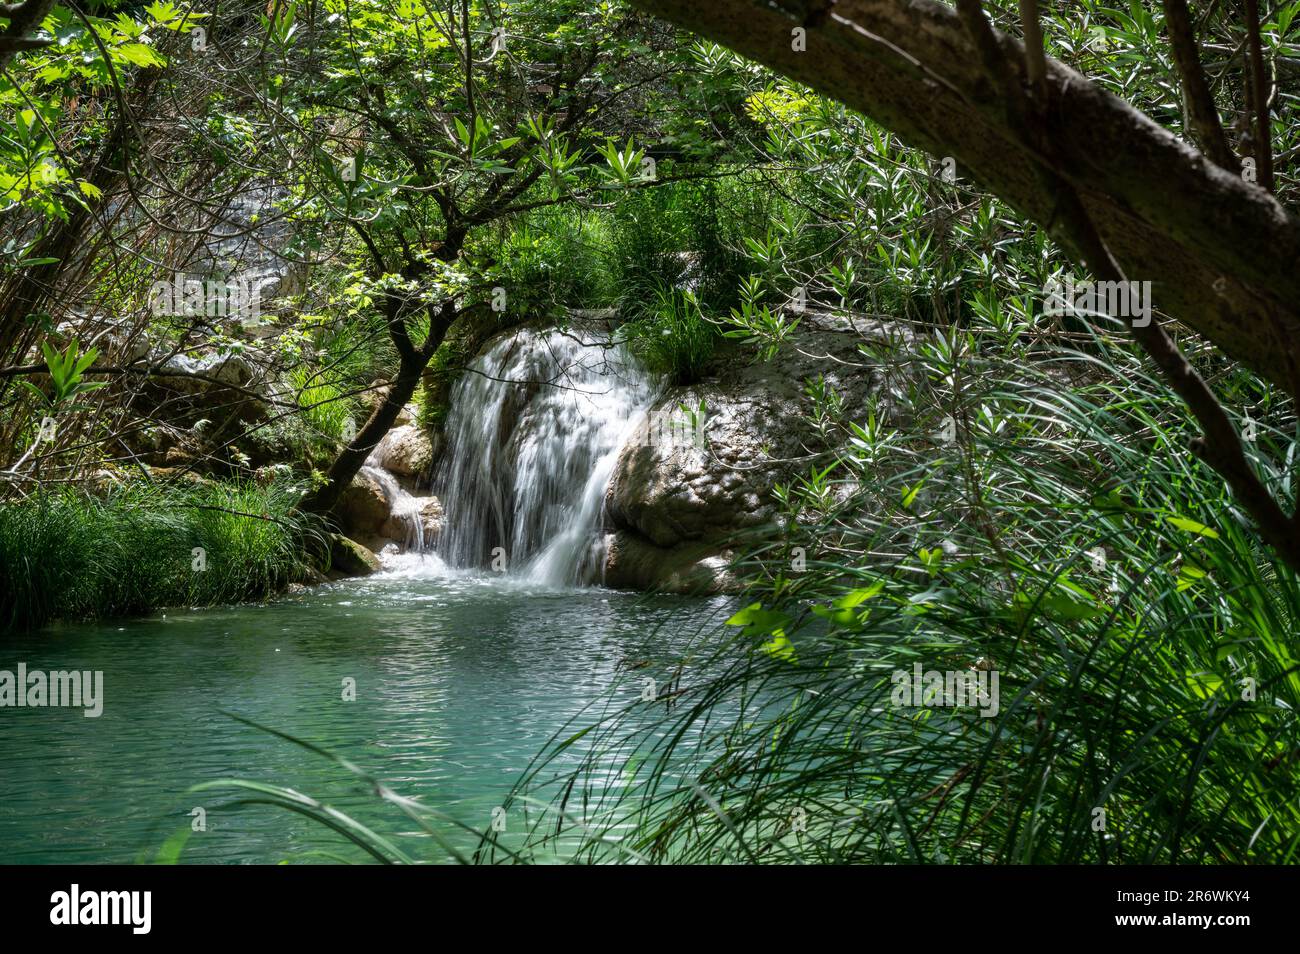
[620,284,718,385]
[494,205,616,316]
[0,479,323,633]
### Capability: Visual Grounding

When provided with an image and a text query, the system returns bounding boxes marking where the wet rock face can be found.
[604,312,900,591]
[380,495,443,544]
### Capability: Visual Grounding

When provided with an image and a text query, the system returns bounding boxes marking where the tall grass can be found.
[0,479,323,632]
[290,364,355,446]
[494,205,617,315]
[620,284,718,384]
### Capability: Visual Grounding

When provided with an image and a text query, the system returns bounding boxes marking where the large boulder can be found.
[373,423,434,480]
[336,471,391,539]
[116,349,276,471]
[604,311,900,589]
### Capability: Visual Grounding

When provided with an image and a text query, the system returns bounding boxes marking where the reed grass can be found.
[0,479,323,632]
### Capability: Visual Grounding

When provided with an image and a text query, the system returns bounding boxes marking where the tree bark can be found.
[0,0,58,68]
[298,350,427,519]
[630,0,1300,390]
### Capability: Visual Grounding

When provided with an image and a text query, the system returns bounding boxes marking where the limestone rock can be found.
[374,423,434,479]
[604,311,901,589]
[336,471,390,539]
[602,531,739,594]
[379,495,444,545]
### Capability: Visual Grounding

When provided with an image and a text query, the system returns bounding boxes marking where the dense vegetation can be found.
[2,0,1298,864]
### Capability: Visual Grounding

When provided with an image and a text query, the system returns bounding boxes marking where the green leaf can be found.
[1185,671,1224,699]
[902,482,922,509]
[760,632,797,663]
[725,602,792,639]
[835,581,884,608]
[1165,515,1220,539]
[115,42,167,69]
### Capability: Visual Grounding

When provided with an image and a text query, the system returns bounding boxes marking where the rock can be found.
[378,495,444,545]
[140,465,209,486]
[336,471,390,539]
[119,348,274,471]
[156,352,259,393]
[602,531,740,594]
[374,423,433,479]
[606,402,776,547]
[603,311,901,590]
[329,535,382,576]
[358,380,391,419]
[418,496,443,539]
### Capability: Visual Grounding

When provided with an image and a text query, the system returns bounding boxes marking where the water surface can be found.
[0,562,729,863]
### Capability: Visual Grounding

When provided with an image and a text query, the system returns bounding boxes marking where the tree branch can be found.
[1162,0,1238,171]
[1244,0,1276,191]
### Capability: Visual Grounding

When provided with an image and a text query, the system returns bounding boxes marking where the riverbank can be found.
[0,481,323,634]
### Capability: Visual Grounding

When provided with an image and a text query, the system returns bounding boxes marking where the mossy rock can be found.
[328,534,382,577]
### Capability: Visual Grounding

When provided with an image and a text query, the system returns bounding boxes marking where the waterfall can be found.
[433,328,655,586]
[359,455,426,553]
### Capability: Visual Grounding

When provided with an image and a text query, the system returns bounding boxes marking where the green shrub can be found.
[620,284,717,385]
[606,174,779,318]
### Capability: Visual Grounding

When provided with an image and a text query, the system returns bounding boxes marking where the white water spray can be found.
[434,328,654,586]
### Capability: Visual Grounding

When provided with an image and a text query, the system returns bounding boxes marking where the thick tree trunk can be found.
[631,0,1300,390]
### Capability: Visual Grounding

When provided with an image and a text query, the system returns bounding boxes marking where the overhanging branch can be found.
[630,0,1300,391]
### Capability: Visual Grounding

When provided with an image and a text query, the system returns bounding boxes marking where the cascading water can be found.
[360,430,427,554]
[433,328,655,586]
